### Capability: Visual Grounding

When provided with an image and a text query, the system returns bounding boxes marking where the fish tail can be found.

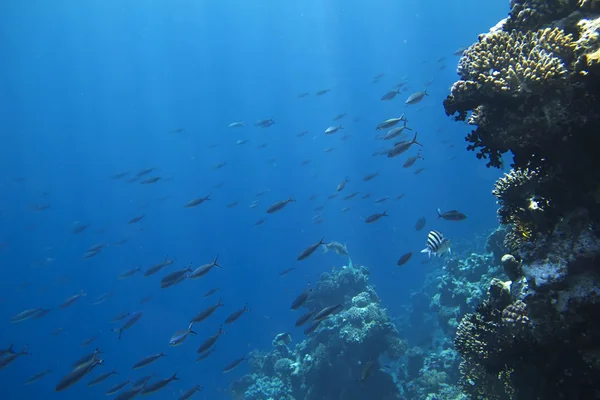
[412,132,422,146]
[213,255,220,267]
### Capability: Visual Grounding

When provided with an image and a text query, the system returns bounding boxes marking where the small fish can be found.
[80,336,96,347]
[111,311,143,339]
[380,89,400,101]
[228,121,245,128]
[11,308,44,323]
[189,256,221,279]
[71,222,89,234]
[114,386,144,400]
[453,46,468,56]
[179,384,204,400]
[236,139,249,145]
[196,348,216,362]
[72,348,102,370]
[213,161,227,170]
[359,360,375,382]
[118,266,142,279]
[313,304,343,322]
[132,352,166,369]
[315,89,330,95]
[296,131,308,137]
[365,210,388,223]
[405,89,428,105]
[111,172,128,179]
[324,125,343,134]
[254,218,267,226]
[403,150,423,168]
[92,292,112,305]
[227,201,238,208]
[333,113,346,121]
[297,92,310,98]
[131,374,156,391]
[169,322,197,346]
[104,379,130,396]
[362,172,379,181]
[304,320,322,335]
[128,215,145,224]
[204,288,220,297]
[139,295,153,304]
[374,196,390,204]
[328,193,339,200]
[0,346,29,370]
[190,299,224,323]
[323,147,335,153]
[341,207,351,212]
[295,310,316,327]
[415,217,426,231]
[397,252,413,266]
[60,290,86,309]
[381,122,412,140]
[376,114,407,130]
[414,167,426,175]
[55,357,102,392]
[110,312,130,323]
[421,230,451,258]
[25,369,52,385]
[224,303,251,324]
[160,265,192,288]
[437,208,467,221]
[184,195,211,208]
[266,196,295,214]
[362,193,371,199]
[140,176,161,184]
[144,256,174,277]
[255,119,275,127]
[387,132,422,158]
[291,284,312,310]
[343,192,360,200]
[223,355,246,373]
[136,168,155,177]
[279,267,295,276]
[322,242,349,257]
[297,238,325,261]
[337,177,349,192]
[196,325,226,354]
[87,369,117,387]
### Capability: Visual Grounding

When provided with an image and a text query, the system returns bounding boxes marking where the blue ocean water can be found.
[0,0,508,399]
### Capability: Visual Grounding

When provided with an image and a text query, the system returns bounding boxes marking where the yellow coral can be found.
[457,27,575,98]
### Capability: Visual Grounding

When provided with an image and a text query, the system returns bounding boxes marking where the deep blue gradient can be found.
[0,1,508,398]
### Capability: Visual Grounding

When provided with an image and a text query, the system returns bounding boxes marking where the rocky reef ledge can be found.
[444,1,600,398]
[230,264,407,400]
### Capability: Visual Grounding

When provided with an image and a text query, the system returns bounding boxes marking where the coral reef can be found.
[230,264,405,400]
[453,212,600,399]
[444,1,600,239]
[445,3,600,398]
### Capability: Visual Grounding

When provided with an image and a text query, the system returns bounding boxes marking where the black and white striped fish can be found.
[421,230,451,258]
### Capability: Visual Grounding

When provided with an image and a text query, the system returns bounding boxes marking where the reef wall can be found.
[230,265,406,400]
[444,1,600,398]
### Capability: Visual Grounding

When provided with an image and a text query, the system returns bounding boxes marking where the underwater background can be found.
[4,0,579,399]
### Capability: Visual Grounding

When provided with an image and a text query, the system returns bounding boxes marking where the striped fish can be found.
[421,230,451,258]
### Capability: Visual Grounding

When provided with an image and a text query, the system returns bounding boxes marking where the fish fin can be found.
[348,257,353,269]
[189,330,198,335]
[213,255,220,268]
[437,208,443,218]
[412,132,422,146]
